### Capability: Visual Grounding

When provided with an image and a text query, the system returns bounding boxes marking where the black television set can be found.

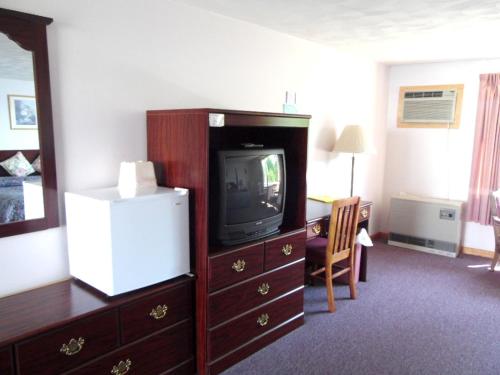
[211,148,286,246]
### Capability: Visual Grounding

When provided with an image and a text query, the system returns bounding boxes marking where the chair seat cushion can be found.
[305,237,328,265]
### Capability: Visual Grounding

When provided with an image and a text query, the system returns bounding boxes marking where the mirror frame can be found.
[0,8,58,237]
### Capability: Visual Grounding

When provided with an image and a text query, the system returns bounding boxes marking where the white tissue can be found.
[356,228,373,247]
[118,161,157,198]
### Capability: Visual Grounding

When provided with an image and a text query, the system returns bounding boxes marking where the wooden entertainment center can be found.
[147,109,310,374]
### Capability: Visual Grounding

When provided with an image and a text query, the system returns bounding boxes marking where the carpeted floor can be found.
[222,241,500,375]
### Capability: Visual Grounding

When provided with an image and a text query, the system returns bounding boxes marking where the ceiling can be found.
[0,33,34,81]
[180,0,500,64]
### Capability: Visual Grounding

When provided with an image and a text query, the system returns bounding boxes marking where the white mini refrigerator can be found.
[65,186,190,296]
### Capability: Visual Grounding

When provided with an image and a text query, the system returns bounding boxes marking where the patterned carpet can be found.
[222,241,500,375]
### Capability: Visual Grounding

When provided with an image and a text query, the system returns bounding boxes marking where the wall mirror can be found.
[0,8,58,237]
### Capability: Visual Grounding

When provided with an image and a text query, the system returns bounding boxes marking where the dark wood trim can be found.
[207,108,311,119]
[208,260,304,327]
[0,8,52,25]
[208,289,303,360]
[0,276,193,347]
[147,109,309,374]
[148,108,311,120]
[0,346,14,375]
[34,21,58,229]
[147,108,310,128]
[222,112,309,128]
[147,111,210,375]
[209,315,304,374]
[63,319,193,375]
[161,358,195,374]
[0,8,59,237]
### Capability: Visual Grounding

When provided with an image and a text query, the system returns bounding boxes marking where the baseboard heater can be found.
[388,194,464,257]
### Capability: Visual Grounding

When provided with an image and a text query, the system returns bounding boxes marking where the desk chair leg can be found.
[349,256,358,299]
[349,269,357,300]
[491,252,499,272]
[325,265,336,313]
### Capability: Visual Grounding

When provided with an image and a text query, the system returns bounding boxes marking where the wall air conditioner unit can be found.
[388,194,464,257]
[398,84,463,129]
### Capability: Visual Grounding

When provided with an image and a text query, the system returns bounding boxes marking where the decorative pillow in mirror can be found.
[0,151,35,177]
[31,155,42,173]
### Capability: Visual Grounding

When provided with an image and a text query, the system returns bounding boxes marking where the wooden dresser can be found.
[207,229,305,373]
[0,276,194,375]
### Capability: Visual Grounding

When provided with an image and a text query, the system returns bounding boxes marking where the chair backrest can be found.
[325,196,361,262]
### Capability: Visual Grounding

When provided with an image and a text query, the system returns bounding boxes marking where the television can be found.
[211,148,286,246]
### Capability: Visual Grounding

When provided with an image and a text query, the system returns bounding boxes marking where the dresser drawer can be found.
[306,220,326,239]
[209,289,303,360]
[264,231,306,270]
[16,310,119,375]
[0,347,13,375]
[120,281,193,344]
[209,260,304,327]
[163,358,195,374]
[209,243,264,291]
[66,319,193,375]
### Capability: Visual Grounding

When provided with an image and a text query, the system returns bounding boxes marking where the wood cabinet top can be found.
[147,108,311,119]
[147,108,311,128]
[0,276,193,346]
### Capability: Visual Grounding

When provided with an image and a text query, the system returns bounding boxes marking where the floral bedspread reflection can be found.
[0,175,41,223]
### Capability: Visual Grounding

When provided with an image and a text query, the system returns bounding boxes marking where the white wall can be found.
[0,0,387,297]
[0,78,39,149]
[383,59,500,251]
[307,63,388,232]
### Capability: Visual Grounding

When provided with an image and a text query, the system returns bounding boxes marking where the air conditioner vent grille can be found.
[404,91,443,98]
[389,233,457,254]
[403,99,455,123]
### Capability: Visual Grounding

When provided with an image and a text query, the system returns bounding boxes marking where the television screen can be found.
[223,152,285,225]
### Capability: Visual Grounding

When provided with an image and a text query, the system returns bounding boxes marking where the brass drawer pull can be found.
[149,304,168,320]
[257,282,270,295]
[257,313,269,327]
[232,259,246,272]
[361,208,369,219]
[60,337,85,356]
[312,223,321,234]
[282,244,293,256]
[111,359,132,375]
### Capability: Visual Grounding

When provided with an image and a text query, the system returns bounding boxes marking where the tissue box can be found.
[118,161,157,191]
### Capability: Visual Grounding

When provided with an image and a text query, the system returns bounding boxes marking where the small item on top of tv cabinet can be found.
[240,143,264,148]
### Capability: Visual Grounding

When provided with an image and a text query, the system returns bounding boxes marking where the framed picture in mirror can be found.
[8,95,38,129]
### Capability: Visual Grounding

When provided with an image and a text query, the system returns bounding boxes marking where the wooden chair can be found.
[490,190,500,271]
[306,196,361,312]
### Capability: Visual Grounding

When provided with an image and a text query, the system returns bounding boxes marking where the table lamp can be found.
[333,125,367,196]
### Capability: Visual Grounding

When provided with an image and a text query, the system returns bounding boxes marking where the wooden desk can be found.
[306,199,372,282]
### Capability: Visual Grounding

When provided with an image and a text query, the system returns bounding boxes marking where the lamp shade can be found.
[333,125,367,154]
